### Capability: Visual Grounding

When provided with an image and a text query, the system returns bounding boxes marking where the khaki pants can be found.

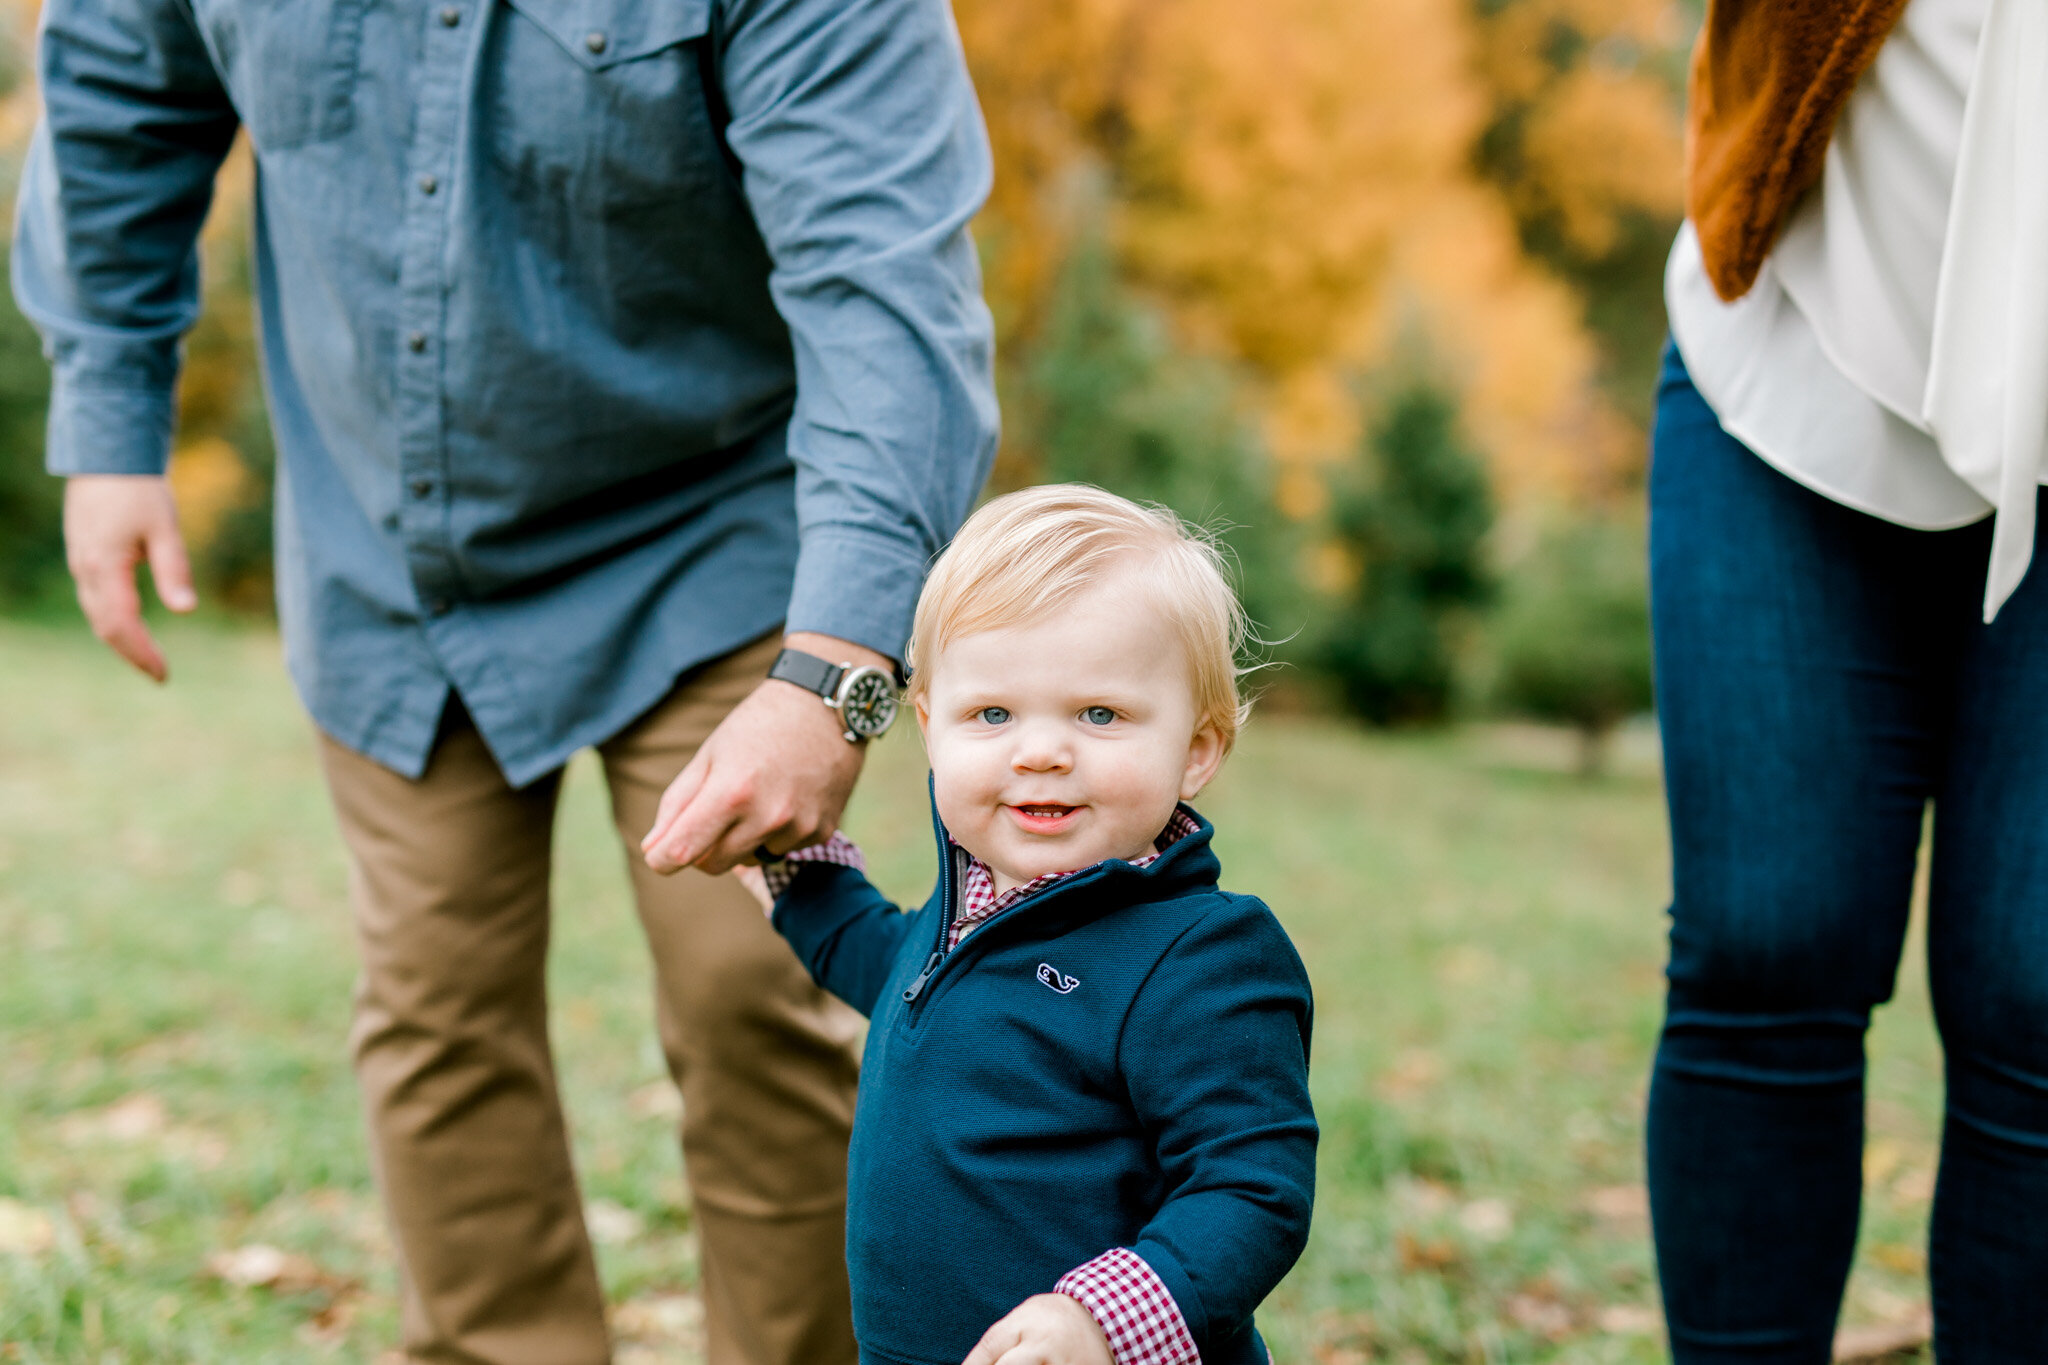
[317,633,862,1365]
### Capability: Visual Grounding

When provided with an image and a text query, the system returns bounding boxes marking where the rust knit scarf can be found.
[1687,0,1912,301]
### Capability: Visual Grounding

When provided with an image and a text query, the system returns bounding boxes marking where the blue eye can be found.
[978,706,1011,725]
[1083,706,1117,726]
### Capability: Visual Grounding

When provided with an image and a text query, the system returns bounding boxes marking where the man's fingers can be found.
[144,517,197,613]
[641,755,711,856]
[645,779,746,874]
[692,795,822,875]
[76,553,167,683]
[63,476,184,682]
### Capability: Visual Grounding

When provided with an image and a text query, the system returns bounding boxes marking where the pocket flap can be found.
[498,0,710,69]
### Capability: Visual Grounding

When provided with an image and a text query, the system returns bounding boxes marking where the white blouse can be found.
[1666,0,2048,620]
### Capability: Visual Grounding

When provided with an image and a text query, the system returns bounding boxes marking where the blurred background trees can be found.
[0,0,1687,747]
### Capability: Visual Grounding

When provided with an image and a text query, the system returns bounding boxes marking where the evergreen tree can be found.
[1491,513,1652,775]
[1019,230,1301,648]
[0,257,60,609]
[1319,382,1494,725]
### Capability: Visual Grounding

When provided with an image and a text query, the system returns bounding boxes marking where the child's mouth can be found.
[1007,803,1080,833]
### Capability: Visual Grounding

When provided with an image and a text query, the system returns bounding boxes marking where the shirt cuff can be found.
[784,523,931,667]
[761,831,867,899]
[1055,1247,1201,1365]
[44,379,176,477]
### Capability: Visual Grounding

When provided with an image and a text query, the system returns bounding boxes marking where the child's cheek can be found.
[928,757,981,840]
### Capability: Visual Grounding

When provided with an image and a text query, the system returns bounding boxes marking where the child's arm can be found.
[757,848,918,1018]
[1104,898,1318,1357]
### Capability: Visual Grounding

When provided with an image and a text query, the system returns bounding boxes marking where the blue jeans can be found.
[1647,343,2048,1363]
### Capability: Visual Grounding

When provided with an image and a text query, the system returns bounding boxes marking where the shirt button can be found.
[418,174,438,196]
[407,331,427,353]
[426,597,451,617]
[584,30,608,53]
[409,478,434,499]
[438,6,460,25]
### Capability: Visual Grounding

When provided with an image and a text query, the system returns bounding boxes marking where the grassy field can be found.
[0,618,1943,1363]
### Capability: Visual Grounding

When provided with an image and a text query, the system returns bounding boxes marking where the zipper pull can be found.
[901,951,945,1004]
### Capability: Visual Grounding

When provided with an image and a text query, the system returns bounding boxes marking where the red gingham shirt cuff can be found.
[760,831,866,898]
[1055,1247,1200,1365]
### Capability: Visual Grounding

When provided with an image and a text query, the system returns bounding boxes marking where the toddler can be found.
[751,484,1315,1365]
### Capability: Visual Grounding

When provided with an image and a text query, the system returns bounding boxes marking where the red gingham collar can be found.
[948,807,1201,949]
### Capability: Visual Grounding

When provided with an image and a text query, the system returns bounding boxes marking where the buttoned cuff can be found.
[784,524,930,667]
[761,831,866,899]
[1055,1247,1201,1365]
[44,378,176,477]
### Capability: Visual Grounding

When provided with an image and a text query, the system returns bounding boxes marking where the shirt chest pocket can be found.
[484,0,725,212]
[202,0,367,153]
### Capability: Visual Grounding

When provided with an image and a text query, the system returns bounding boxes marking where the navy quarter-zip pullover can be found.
[773,798,1316,1365]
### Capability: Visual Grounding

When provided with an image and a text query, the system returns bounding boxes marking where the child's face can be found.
[915,561,1226,895]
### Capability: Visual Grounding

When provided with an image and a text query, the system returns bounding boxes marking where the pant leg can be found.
[1925,517,2048,1362]
[596,631,862,1365]
[1646,343,1955,1363]
[319,707,609,1365]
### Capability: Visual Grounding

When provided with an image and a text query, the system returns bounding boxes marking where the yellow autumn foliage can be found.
[2,0,1687,532]
[167,436,249,549]
[959,0,1687,503]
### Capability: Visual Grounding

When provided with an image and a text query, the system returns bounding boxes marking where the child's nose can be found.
[1010,722,1072,772]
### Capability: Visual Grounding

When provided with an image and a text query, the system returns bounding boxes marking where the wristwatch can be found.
[768,648,901,743]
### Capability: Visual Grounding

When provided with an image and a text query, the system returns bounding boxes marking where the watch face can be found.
[840,669,900,740]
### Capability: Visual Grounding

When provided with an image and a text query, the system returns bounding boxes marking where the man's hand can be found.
[640,632,890,876]
[962,1294,1113,1365]
[63,475,198,683]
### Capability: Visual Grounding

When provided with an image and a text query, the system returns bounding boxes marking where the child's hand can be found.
[961,1293,1112,1365]
[731,864,773,916]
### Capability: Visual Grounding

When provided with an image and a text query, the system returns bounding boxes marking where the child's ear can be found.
[914,693,931,745]
[1179,720,1225,800]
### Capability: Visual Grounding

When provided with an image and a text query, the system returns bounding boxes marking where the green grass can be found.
[0,618,1943,1363]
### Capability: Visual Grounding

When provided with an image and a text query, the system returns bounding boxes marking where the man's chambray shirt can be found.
[13,0,999,785]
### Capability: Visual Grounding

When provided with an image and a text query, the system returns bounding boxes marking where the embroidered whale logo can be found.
[1037,963,1080,995]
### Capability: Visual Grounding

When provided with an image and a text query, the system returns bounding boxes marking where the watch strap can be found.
[768,648,846,703]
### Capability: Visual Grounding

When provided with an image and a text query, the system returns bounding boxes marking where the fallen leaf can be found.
[221,868,264,907]
[1584,1184,1649,1227]
[0,1200,56,1257]
[1832,1305,1931,1363]
[1869,1242,1924,1275]
[1310,1308,1378,1362]
[1438,945,1500,986]
[1505,1291,1574,1340]
[206,1243,355,1297]
[1890,1166,1936,1204]
[616,1348,684,1365]
[613,1293,705,1346]
[1390,1175,1454,1217]
[1862,1139,1902,1186]
[1396,1231,1461,1274]
[297,1291,361,1348]
[53,1095,227,1169]
[1377,1048,1441,1102]
[1459,1197,1513,1242]
[1597,1304,1661,1335]
[585,1199,644,1246]
[56,1094,168,1144]
[627,1080,684,1123]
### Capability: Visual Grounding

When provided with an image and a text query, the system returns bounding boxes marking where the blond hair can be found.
[908,484,1253,752]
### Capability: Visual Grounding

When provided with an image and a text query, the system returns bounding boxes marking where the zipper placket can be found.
[900,844,964,1006]
[900,858,1122,1022]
